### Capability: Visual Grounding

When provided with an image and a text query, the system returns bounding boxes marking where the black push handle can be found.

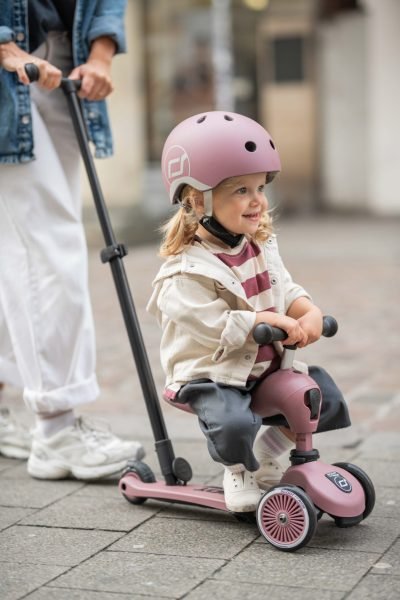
[24,62,81,91]
[24,63,40,82]
[253,315,338,346]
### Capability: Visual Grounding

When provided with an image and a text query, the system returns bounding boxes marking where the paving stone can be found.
[0,526,123,566]
[185,580,344,600]
[351,459,400,488]
[214,544,380,592]
[0,562,68,600]
[308,515,398,553]
[0,507,34,531]
[0,457,21,473]
[357,433,400,461]
[0,478,84,508]
[371,538,400,577]
[109,516,258,559]
[19,493,158,531]
[346,573,400,600]
[370,487,400,520]
[0,461,31,479]
[48,551,225,597]
[25,588,147,599]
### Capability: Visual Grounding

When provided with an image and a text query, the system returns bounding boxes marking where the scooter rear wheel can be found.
[257,485,317,551]
[333,462,375,520]
[120,460,156,505]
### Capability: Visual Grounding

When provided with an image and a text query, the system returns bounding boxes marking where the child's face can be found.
[211,172,268,236]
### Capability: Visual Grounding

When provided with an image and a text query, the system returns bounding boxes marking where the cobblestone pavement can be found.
[1,215,399,600]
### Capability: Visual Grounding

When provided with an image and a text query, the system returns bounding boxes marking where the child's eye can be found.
[258,185,265,193]
[236,187,247,195]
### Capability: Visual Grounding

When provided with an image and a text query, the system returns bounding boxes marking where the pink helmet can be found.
[162,111,281,204]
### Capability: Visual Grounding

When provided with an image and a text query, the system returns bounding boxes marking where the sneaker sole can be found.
[226,501,259,512]
[27,446,145,481]
[256,477,282,491]
[0,444,30,460]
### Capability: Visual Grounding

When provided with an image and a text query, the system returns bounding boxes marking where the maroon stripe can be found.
[242,271,271,298]
[216,240,260,268]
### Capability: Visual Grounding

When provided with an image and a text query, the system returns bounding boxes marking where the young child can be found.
[147,111,350,513]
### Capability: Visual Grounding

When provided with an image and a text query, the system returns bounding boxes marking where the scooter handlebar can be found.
[253,315,338,345]
[24,63,81,91]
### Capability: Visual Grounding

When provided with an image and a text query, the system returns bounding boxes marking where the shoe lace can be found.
[75,416,116,444]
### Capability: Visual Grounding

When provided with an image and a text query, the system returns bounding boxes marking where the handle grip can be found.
[253,315,338,345]
[24,63,40,82]
[24,63,82,92]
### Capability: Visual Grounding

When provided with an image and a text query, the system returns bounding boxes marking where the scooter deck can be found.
[120,473,230,512]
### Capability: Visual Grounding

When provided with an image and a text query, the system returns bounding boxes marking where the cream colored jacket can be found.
[147,235,311,390]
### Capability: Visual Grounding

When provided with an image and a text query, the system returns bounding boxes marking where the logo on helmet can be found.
[164,145,190,182]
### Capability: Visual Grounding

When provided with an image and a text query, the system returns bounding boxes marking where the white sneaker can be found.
[0,407,32,459]
[223,468,261,512]
[254,456,284,490]
[27,416,145,480]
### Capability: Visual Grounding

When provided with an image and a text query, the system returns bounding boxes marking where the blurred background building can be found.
[83,0,400,243]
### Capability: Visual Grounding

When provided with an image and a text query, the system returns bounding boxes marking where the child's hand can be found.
[296,307,323,348]
[254,311,307,347]
[273,314,308,347]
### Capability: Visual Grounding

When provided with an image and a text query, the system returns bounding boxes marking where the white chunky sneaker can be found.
[254,456,284,490]
[223,468,261,512]
[0,407,32,459]
[27,416,145,480]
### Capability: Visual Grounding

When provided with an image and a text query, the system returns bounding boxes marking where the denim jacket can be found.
[0,0,127,163]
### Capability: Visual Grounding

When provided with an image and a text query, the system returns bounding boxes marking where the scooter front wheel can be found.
[257,485,317,551]
[120,460,156,505]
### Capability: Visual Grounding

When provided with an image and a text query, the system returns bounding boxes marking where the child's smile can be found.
[211,172,268,237]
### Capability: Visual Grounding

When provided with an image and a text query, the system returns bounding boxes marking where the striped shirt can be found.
[196,236,280,381]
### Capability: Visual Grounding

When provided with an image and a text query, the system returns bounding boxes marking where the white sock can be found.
[256,427,293,460]
[35,410,75,438]
[224,463,245,474]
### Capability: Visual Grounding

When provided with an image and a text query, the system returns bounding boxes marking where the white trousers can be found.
[0,33,99,414]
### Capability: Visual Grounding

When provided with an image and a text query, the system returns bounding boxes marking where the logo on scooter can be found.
[325,471,352,493]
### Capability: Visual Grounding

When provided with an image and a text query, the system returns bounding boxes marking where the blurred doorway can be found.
[257,6,317,211]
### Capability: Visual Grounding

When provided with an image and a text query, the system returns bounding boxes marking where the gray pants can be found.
[177,366,351,471]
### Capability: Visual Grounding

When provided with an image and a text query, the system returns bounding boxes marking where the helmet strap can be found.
[199,190,244,248]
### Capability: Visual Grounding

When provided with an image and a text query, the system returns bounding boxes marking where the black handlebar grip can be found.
[253,323,285,345]
[321,315,338,337]
[25,63,40,82]
[253,315,338,345]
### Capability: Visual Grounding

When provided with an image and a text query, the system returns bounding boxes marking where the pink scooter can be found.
[24,64,374,552]
[119,316,375,551]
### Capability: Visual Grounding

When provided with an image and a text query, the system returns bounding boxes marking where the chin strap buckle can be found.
[100,243,128,264]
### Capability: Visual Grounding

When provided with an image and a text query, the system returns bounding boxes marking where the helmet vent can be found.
[245,141,257,152]
[269,139,276,150]
[224,115,234,121]
[197,116,207,123]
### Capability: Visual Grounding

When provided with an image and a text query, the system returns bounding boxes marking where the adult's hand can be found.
[0,42,62,89]
[68,36,116,101]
